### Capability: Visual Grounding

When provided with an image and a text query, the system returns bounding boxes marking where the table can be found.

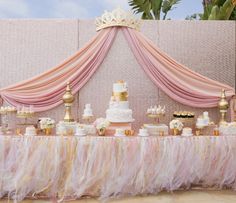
[1,135,236,201]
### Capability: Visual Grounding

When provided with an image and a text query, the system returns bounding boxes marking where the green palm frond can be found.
[162,0,181,19]
[201,0,236,20]
[128,0,181,20]
[128,0,154,19]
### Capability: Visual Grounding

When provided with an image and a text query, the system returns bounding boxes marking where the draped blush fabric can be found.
[122,28,235,108]
[0,27,117,112]
[0,26,234,112]
[1,135,236,201]
[230,96,236,121]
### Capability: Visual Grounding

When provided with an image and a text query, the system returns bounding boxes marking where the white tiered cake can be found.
[106,81,134,123]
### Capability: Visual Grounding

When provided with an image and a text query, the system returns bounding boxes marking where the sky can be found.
[0,0,203,19]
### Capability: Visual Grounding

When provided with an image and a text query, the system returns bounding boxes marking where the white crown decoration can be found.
[95,7,141,31]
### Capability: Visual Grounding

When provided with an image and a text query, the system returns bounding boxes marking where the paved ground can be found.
[1,190,236,203]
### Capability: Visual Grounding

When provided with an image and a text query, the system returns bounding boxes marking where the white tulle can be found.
[1,135,236,201]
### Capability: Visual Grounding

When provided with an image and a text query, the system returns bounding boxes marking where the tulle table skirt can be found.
[1,135,236,201]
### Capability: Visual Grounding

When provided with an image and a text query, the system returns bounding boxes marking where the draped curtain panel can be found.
[122,28,235,108]
[0,28,117,111]
[0,26,235,113]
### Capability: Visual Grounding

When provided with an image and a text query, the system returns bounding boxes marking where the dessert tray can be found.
[16,112,35,118]
[0,106,17,114]
[173,111,195,123]
[16,112,35,126]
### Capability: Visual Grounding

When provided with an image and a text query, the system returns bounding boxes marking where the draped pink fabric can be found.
[123,28,235,108]
[230,96,236,121]
[0,26,235,114]
[0,27,117,112]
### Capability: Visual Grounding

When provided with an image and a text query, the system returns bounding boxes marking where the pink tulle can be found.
[1,135,236,201]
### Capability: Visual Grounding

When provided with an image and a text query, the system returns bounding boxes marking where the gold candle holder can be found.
[45,128,52,136]
[63,82,75,122]
[195,130,201,136]
[218,89,229,125]
[97,128,106,136]
[16,128,22,136]
[159,130,165,136]
[213,127,220,136]
[125,129,135,136]
[173,128,180,136]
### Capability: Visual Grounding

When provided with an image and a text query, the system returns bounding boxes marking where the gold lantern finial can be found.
[218,89,229,125]
[63,81,74,122]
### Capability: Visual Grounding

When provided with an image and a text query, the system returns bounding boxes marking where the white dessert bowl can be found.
[138,128,149,137]
[114,128,126,137]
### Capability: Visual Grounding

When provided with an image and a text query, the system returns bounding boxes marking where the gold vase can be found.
[173,128,179,136]
[63,82,75,122]
[97,128,106,136]
[45,128,52,135]
[218,89,229,125]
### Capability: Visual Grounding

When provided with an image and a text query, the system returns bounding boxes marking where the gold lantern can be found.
[218,89,229,125]
[63,82,74,122]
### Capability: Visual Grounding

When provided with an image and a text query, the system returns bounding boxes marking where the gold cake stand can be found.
[0,108,17,134]
[82,115,94,124]
[195,125,207,136]
[16,112,35,125]
[175,117,195,128]
[147,113,165,124]
[145,113,166,136]
[16,112,36,135]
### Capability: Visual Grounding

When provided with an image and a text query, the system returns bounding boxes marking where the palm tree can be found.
[201,0,236,20]
[128,0,181,20]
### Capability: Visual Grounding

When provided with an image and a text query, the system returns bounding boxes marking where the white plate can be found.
[24,134,36,136]
[181,134,193,137]
[114,134,126,137]
[138,133,149,137]
[75,133,87,137]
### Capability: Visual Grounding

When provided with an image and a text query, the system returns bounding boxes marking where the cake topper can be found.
[95,7,141,31]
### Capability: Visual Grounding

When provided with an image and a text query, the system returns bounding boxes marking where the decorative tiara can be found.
[95,7,141,31]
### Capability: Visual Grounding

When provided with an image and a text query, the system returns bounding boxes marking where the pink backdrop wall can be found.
[0,20,235,130]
